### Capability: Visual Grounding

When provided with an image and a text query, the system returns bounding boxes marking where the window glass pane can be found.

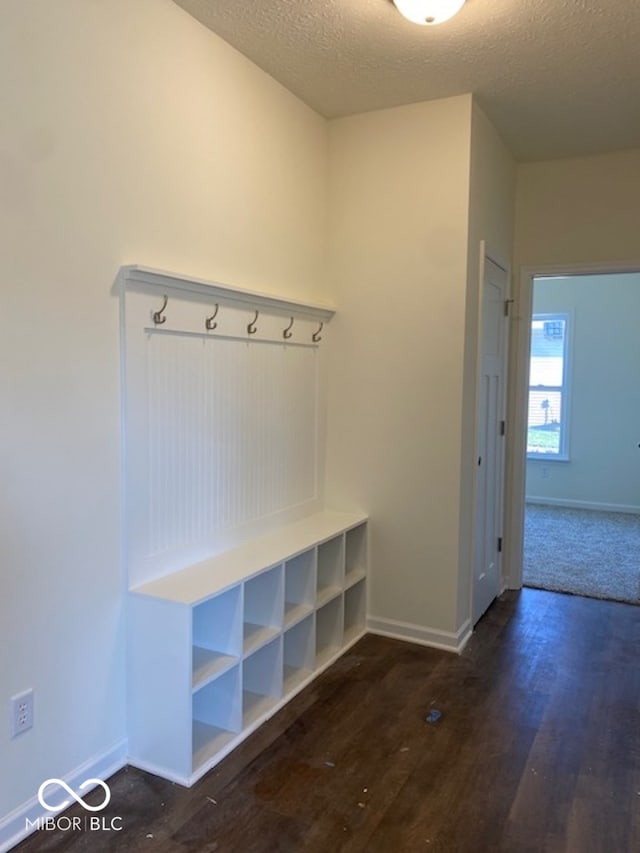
[529,355,563,387]
[529,318,565,386]
[527,390,562,455]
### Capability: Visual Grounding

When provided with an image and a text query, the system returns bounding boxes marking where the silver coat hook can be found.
[247,310,259,336]
[312,321,323,343]
[283,317,294,340]
[153,294,168,325]
[205,304,219,331]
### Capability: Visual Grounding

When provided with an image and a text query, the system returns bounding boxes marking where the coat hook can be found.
[247,310,259,336]
[153,294,168,325]
[312,321,323,343]
[283,317,294,340]
[205,304,219,331]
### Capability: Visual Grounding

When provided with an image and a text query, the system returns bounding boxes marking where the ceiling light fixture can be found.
[392,0,466,26]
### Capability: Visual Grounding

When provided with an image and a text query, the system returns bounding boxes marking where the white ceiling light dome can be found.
[392,0,466,26]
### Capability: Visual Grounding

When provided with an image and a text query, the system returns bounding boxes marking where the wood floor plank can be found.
[14,588,640,852]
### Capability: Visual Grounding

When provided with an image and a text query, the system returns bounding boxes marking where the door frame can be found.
[470,241,511,624]
[503,258,640,590]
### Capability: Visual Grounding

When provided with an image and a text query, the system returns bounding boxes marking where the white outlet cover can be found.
[10,689,34,737]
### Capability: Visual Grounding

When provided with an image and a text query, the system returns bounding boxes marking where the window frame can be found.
[526,311,571,461]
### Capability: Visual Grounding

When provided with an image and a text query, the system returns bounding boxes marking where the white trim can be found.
[504,259,640,591]
[526,497,640,515]
[469,241,511,625]
[468,241,487,627]
[367,616,472,655]
[0,740,127,853]
[522,260,640,278]
[119,265,335,322]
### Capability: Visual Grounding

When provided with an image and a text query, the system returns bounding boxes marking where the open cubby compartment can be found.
[242,637,283,728]
[192,585,243,690]
[315,595,344,668]
[345,523,367,588]
[243,565,284,655]
[316,535,344,606]
[283,615,315,696]
[284,549,316,628]
[192,664,242,772]
[344,578,366,645]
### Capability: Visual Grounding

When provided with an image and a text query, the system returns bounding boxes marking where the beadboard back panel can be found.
[120,267,334,588]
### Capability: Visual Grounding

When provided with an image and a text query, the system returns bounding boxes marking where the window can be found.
[527,313,569,459]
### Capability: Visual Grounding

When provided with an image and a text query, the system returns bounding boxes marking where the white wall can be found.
[526,274,640,511]
[0,0,327,826]
[323,96,514,645]
[459,103,516,622]
[514,149,640,270]
[324,95,472,644]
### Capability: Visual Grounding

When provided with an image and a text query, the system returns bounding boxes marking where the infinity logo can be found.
[38,778,111,813]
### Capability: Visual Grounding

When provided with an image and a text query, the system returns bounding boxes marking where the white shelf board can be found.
[316,644,341,669]
[283,665,314,695]
[243,623,280,655]
[344,567,367,590]
[284,601,314,628]
[192,721,237,771]
[242,691,278,728]
[343,625,366,648]
[131,510,367,605]
[120,265,336,322]
[316,585,342,608]
[192,648,238,691]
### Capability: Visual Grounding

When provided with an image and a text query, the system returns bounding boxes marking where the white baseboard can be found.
[526,497,640,515]
[126,756,189,788]
[366,616,472,654]
[0,739,127,853]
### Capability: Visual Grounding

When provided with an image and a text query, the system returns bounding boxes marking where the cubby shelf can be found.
[192,665,241,769]
[243,638,282,728]
[284,550,315,629]
[192,586,242,690]
[316,535,344,607]
[243,566,283,654]
[345,523,368,589]
[283,615,315,695]
[127,510,367,786]
[316,596,344,668]
[344,579,367,646]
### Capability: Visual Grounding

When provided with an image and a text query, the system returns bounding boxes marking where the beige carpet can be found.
[523,504,640,604]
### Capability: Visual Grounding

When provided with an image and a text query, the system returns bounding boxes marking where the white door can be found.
[473,256,509,624]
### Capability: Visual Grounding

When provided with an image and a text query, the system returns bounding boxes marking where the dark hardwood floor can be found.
[17,588,640,852]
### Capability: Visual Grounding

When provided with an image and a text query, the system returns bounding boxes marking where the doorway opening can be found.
[520,271,640,604]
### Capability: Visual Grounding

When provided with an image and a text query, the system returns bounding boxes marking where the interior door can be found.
[473,256,509,624]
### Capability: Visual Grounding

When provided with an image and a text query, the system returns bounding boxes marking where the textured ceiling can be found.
[173,0,640,162]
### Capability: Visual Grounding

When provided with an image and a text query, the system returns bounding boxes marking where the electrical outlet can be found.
[10,689,34,737]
